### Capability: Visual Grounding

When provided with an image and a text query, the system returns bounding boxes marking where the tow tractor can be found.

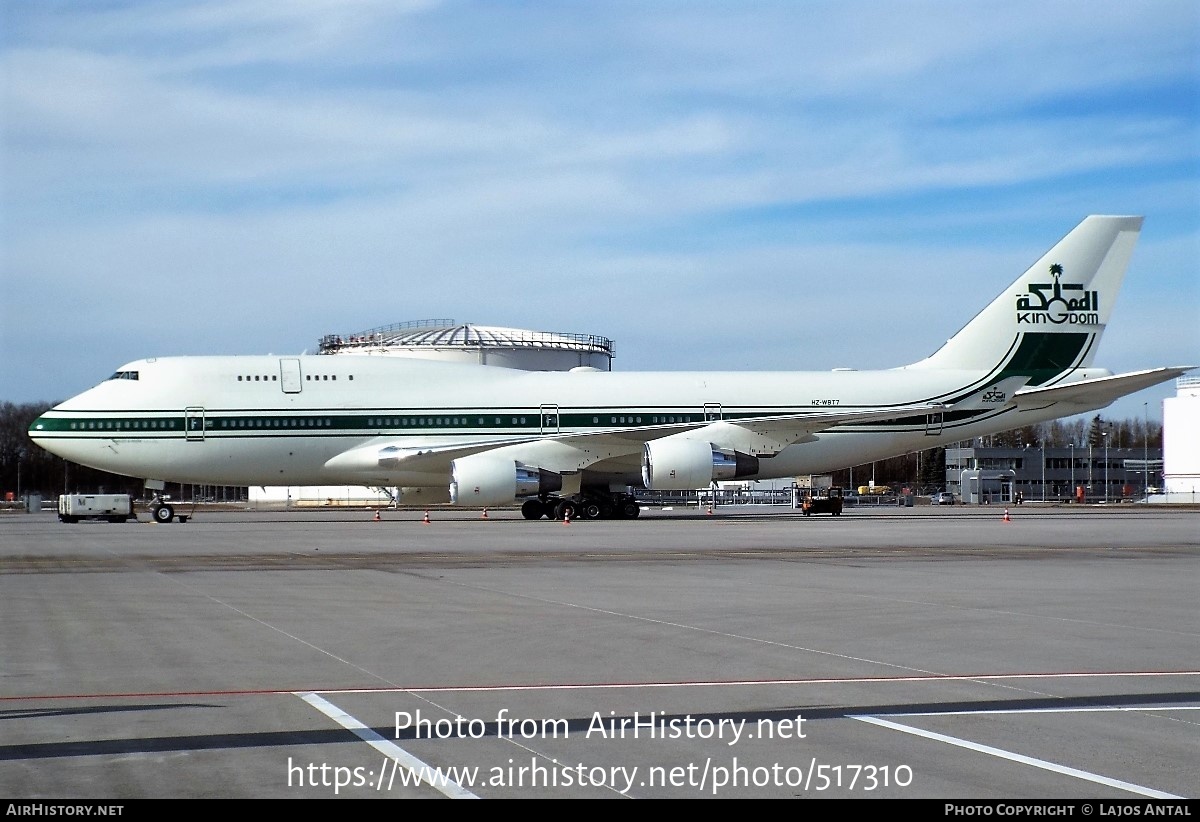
[801,486,844,516]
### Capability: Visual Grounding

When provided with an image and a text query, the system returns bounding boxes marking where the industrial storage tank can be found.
[317,319,613,371]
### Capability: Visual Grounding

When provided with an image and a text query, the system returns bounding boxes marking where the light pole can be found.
[1102,430,1109,504]
[1041,440,1046,503]
[1144,402,1150,499]
[1069,443,1075,503]
[1087,441,1093,503]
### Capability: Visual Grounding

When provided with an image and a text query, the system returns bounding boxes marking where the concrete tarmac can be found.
[1,504,1197,799]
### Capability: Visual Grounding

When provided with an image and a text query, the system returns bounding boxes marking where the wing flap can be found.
[697,405,945,455]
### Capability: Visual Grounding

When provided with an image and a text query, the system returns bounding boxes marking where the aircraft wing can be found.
[1011,366,1195,412]
[324,404,945,478]
[648,404,947,457]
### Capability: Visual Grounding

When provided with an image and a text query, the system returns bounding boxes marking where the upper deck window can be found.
[107,371,139,381]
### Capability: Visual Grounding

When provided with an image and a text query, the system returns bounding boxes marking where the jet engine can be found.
[449,454,563,507]
[641,439,760,490]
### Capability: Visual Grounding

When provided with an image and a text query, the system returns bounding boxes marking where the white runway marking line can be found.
[314,669,1200,694]
[852,715,1182,799]
[94,544,403,687]
[299,692,479,799]
[9,669,1195,702]
[824,588,1200,639]
[428,577,950,676]
[872,706,1200,717]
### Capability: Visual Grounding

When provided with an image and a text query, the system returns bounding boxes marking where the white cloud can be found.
[2,0,1196,409]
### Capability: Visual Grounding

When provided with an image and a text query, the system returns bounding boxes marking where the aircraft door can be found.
[925,411,944,436]
[185,407,206,442]
[540,404,560,434]
[280,358,303,394]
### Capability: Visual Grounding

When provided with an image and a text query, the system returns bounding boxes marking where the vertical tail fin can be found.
[909,215,1143,386]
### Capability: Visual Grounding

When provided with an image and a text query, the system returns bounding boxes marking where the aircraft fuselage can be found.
[28,353,1106,487]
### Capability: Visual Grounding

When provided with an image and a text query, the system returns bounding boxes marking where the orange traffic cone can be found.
[481,507,489,520]
[707,504,713,515]
[1002,508,1011,523]
[423,510,431,525]
[563,510,571,525]
[373,510,381,522]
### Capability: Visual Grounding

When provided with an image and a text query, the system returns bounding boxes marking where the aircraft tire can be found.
[153,504,174,524]
[521,499,546,520]
[580,501,602,520]
[554,500,577,521]
[620,500,640,519]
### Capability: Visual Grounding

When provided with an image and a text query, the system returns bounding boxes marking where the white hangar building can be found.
[1161,375,1200,501]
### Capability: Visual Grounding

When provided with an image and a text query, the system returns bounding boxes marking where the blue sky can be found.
[2,0,1197,424]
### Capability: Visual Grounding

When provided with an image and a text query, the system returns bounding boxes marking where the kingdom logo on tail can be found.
[28,215,1194,522]
[1017,263,1101,326]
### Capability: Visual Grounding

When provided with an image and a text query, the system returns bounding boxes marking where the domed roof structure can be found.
[317,319,614,371]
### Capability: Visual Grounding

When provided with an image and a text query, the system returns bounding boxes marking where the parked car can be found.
[932,491,955,505]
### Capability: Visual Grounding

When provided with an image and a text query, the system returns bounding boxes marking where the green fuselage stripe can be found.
[34,410,709,435]
[33,406,970,437]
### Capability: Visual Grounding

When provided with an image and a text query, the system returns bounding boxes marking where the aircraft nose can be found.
[26,415,67,459]
[28,415,51,440]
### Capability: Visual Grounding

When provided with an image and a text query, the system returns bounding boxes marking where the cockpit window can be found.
[107,371,139,381]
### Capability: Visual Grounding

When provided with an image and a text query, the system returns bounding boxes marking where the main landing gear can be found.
[520,491,641,521]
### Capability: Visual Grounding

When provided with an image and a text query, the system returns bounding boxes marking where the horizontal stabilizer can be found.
[1012,367,1195,411]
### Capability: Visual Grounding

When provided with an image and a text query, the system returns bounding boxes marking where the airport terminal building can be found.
[944,376,1200,506]
[945,444,1163,505]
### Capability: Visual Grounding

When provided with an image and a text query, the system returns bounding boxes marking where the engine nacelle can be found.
[449,454,563,507]
[641,439,760,490]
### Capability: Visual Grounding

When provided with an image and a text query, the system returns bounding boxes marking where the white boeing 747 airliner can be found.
[28,216,1194,523]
